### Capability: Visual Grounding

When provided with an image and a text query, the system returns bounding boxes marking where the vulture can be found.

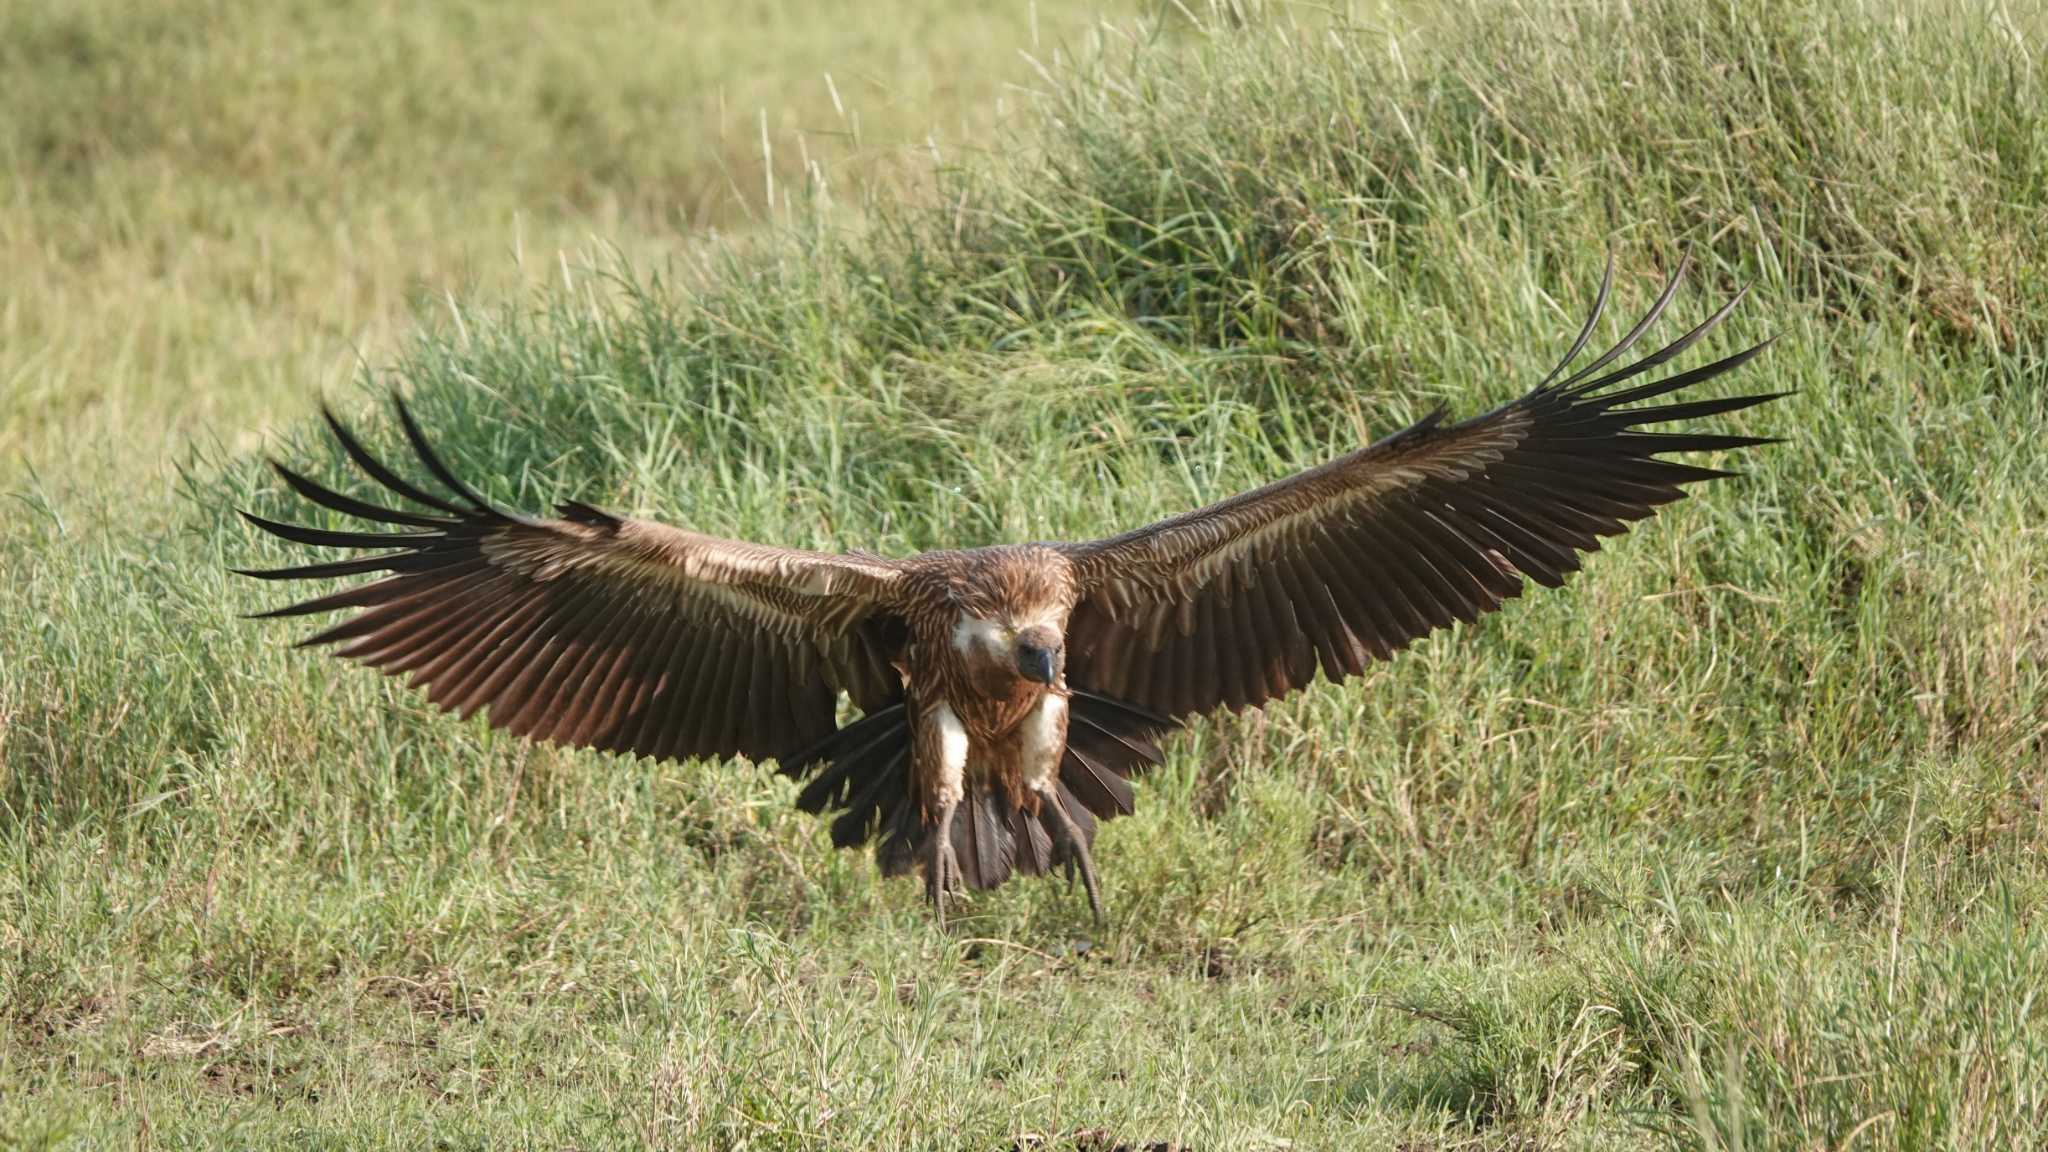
[238,257,1781,924]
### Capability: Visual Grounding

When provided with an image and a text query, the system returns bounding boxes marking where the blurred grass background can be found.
[3,0,2045,1148]
[0,0,1106,487]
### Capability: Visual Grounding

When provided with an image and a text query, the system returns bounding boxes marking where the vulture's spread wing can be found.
[1061,256,1784,722]
[238,398,909,766]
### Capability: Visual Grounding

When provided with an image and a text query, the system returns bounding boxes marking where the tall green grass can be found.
[0,0,1115,489]
[4,0,2045,1147]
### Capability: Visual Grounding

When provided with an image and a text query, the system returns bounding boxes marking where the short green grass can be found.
[4,0,2046,1148]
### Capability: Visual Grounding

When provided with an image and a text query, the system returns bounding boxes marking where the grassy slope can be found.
[0,0,1098,488]
[5,0,2047,1148]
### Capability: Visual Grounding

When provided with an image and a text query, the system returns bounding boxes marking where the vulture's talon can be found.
[1042,792,1104,922]
[1070,841,1103,924]
[924,798,962,928]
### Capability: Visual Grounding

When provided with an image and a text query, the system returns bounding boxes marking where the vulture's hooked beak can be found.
[1016,640,1059,685]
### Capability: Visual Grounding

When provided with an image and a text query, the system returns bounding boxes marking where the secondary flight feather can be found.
[237,256,1782,923]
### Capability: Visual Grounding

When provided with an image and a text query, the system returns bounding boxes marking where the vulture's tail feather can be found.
[1059,689,1178,822]
[1013,801,1055,876]
[829,745,910,851]
[878,799,921,880]
[781,702,916,853]
[800,688,1171,892]
[953,788,1019,891]
[787,703,907,807]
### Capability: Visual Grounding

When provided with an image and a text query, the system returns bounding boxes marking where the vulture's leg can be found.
[1039,791,1103,921]
[924,796,962,928]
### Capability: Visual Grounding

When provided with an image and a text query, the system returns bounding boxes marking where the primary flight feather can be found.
[238,256,1782,923]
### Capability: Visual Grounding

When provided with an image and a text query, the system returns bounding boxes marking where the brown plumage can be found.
[237,257,1783,924]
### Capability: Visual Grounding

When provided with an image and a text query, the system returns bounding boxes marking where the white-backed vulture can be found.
[239,257,1781,923]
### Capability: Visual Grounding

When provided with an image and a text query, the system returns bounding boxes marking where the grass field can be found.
[4,0,2046,1148]
[0,0,1114,488]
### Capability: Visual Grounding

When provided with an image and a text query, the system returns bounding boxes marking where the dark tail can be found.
[1052,689,1175,854]
[878,786,1039,889]
[785,688,1178,890]
[953,788,1022,889]
[785,703,913,850]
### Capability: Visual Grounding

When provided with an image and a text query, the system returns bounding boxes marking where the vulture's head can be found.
[947,546,1077,686]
